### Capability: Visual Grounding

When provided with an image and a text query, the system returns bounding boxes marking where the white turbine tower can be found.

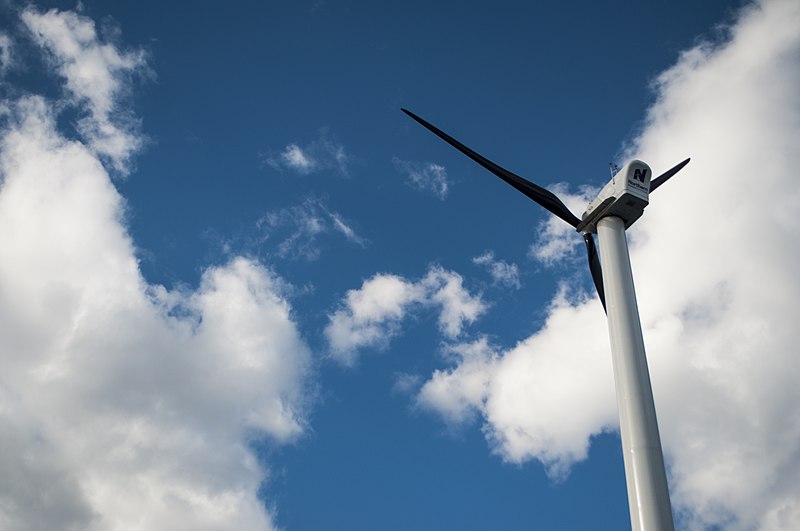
[403,108,690,531]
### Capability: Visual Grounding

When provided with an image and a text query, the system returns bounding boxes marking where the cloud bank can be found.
[0,8,311,530]
[417,1,800,529]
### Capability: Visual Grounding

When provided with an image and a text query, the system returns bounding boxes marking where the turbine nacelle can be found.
[576,160,652,234]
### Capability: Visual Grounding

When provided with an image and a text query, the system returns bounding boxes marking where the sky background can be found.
[1,1,799,530]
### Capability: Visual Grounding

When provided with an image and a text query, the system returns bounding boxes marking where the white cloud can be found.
[417,0,800,529]
[325,207,368,245]
[472,251,521,289]
[263,129,350,176]
[392,156,450,199]
[392,372,422,395]
[325,266,486,366]
[258,197,367,261]
[424,267,486,338]
[417,337,497,425]
[280,143,316,173]
[416,287,615,480]
[527,184,597,265]
[0,9,311,531]
[21,8,147,175]
[0,33,12,73]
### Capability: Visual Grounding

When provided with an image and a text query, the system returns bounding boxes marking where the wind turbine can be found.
[402,108,689,531]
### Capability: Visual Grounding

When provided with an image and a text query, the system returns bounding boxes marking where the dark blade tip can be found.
[401,108,425,123]
[671,157,691,173]
[650,157,692,192]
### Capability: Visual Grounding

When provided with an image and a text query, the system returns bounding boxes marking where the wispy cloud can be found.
[472,251,521,289]
[0,33,12,73]
[0,8,311,530]
[417,1,800,528]
[392,372,422,395]
[279,143,316,173]
[263,129,350,176]
[392,156,451,199]
[325,267,486,366]
[21,7,148,175]
[258,197,367,261]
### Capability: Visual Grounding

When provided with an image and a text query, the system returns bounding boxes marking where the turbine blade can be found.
[649,158,691,192]
[584,233,606,313]
[402,108,581,227]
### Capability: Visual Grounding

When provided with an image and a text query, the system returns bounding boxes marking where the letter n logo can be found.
[633,168,648,182]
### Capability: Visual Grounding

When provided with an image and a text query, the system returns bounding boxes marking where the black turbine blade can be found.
[402,108,581,228]
[583,233,606,313]
[649,158,691,192]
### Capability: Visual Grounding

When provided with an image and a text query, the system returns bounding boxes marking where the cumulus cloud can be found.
[21,7,147,175]
[258,196,367,261]
[417,0,800,529]
[417,337,497,425]
[263,129,350,176]
[416,287,615,479]
[392,157,451,199]
[0,8,311,531]
[472,251,521,289]
[325,267,486,366]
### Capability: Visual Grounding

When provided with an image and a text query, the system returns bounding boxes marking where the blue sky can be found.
[1,1,799,530]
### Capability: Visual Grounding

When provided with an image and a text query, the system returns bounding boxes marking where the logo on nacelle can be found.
[632,168,649,183]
